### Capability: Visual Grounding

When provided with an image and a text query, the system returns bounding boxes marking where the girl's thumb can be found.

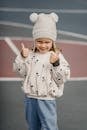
[21,43,25,50]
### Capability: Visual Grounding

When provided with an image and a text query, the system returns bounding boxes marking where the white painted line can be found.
[59,30,87,40]
[0,77,23,81]
[4,37,20,55]
[0,21,32,29]
[0,7,87,14]
[0,77,87,81]
[69,77,87,81]
[0,21,87,41]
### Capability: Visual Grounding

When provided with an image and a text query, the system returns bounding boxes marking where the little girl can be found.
[14,13,70,130]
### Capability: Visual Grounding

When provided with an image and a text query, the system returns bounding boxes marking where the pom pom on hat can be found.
[30,12,59,41]
[30,13,38,23]
[50,12,59,22]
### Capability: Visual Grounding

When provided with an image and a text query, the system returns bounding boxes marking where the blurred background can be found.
[0,0,87,130]
[0,0,87,78]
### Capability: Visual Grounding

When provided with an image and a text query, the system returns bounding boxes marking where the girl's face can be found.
[35,38,53,53]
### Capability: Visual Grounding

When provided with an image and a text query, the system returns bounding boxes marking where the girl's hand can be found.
[50,51,59,63]
[21,43,29,58]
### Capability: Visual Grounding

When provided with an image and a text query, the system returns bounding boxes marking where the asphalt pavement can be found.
[0,80,87,130]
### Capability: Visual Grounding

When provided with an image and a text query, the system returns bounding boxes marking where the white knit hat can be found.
[30,12,59,41]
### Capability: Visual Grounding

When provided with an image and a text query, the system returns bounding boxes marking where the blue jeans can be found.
[24,97,59,130]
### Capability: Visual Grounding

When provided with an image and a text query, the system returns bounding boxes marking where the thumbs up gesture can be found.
[21,43,29,58]
[50,51,59,64]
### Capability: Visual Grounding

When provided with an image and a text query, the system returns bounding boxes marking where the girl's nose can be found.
[41,43,46,47]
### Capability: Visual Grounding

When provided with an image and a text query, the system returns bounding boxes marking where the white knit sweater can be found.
[13,51,70,100]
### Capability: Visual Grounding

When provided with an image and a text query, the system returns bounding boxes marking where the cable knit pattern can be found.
[13,51,70,99]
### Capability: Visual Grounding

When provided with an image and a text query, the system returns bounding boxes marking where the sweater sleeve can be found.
[13,54,29,77]
[51,53,70,85]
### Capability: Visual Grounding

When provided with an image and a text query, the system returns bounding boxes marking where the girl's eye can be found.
[45,42,50,44]
[36,40,51,44]
[37,41,42,43]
